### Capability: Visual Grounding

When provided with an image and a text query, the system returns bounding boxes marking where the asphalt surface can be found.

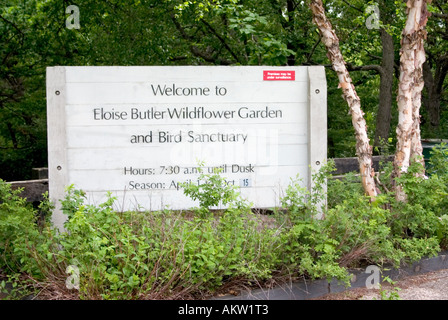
[315,268,448,300]
[218,250,448,300]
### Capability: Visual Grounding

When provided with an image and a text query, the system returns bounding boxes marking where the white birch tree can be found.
[309,0,431,202]
[309,0,378,199]
[394,0,431,201]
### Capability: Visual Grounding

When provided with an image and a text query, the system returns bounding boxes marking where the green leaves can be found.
[2,153,448,298]
[180,163,241,213]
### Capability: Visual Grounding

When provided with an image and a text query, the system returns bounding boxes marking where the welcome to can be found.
[46,66,327,230]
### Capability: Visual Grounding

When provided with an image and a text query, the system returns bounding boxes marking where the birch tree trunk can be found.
[309,0,378,199]
[394,0,430,201]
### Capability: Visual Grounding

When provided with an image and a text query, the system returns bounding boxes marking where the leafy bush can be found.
[426,143,448,178]
[53,183,282,299]
[0,181,57,278]
[0,150,447,299]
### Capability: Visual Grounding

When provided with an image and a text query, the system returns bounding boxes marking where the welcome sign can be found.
[47,66,327,229]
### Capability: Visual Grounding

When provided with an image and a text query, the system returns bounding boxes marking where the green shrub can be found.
[53,182,282,299]
[0,152,447,299]
[324,194,398,266]
[0,180,56,278]
[180,163,241,216]
[427,143,448,178]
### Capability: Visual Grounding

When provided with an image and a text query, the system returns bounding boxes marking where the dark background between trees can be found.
[1,0,447,181]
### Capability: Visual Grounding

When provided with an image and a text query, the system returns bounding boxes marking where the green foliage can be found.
[277,217,349,284]
[427,143,448,178]
[0,181,38,272]
[324,193,399,267]
[326,160,443,269]
[180,163,242,216]
[0,273,34,300]
[1,0,448,300]
[0,0,58,180]
[327,172,365,208]
[55,184,281,299]
[281,161,335,221]
[2,0,448,181]
[0,180,56,278]
[391,155,448,243]
[1,156,448,299]
[378,275,401,300]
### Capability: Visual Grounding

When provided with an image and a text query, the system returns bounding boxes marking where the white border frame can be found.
[308,66,327,219]
[47,67,69,230]
[47,66,327,230]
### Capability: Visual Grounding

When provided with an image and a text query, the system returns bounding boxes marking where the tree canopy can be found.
[1,0,447,181]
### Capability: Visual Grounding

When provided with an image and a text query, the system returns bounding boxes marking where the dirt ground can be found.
[313,268,448,300]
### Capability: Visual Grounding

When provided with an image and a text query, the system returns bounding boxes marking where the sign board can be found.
[47,66,327,229]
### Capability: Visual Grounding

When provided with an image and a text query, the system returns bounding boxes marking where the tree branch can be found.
[200,19,242,64]
[431,12,448,19]
[171,14,235,65]
[341,0,364,13]
[168,56,188,62]
[269,0,289,30]
[0,14,24,37]
[346,63,383,73]
[305,38,321,64]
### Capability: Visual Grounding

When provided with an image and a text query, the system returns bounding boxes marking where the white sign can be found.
[47,66,327,229]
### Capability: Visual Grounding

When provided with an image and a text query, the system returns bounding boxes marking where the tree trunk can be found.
[394,0,430,201]
[309,0,378,199]
[423,57,448,131]
[374,28,395,152]
[423,61,441,128]
[6,122,18,149]
[410,46,425,171]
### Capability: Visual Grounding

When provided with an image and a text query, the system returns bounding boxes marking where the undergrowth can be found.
[0,145,447,300]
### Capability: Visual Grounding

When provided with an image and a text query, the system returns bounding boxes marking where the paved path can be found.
[218,251,448,300]
[314,268,448,300]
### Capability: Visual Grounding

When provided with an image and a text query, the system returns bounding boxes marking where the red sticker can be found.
[263,70,295,81]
